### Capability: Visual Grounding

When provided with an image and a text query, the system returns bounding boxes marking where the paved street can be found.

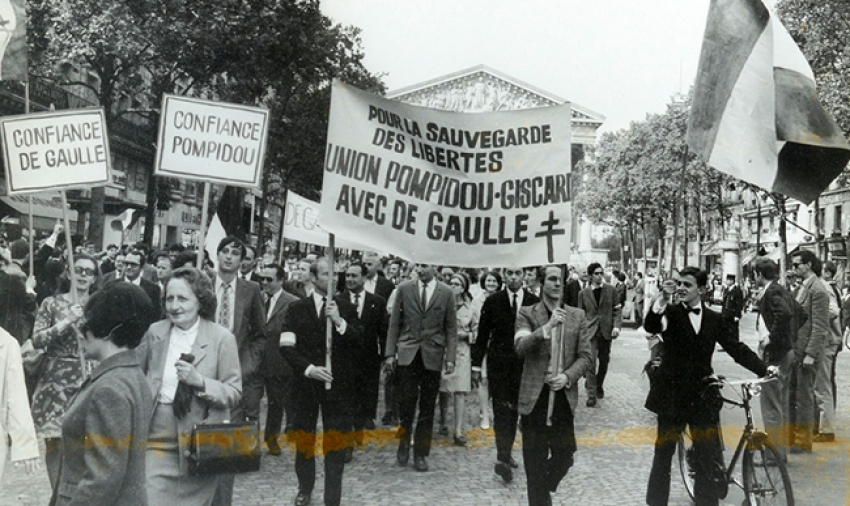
[4,310,850,505]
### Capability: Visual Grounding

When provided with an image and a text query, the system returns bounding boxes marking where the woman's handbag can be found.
[188,421,262,476]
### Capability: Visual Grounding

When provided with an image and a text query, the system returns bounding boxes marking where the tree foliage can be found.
[26,0,385,247]
[575,94,734,267]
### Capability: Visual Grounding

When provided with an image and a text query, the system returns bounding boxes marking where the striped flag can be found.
[687,0,850,204]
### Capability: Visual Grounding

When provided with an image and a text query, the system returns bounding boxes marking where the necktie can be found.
[421,282,428,308]
[320,296,327,320]
[353,292,361,317]
[512,292,518,312]
[219,283,231,330]
[683,304,701,315]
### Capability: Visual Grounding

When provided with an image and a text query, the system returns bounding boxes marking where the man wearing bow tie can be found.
[643,267,774,506]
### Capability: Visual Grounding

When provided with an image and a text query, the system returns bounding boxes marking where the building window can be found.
[834,205,842,233]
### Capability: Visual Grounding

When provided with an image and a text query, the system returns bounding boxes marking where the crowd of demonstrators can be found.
[1,226,797,506]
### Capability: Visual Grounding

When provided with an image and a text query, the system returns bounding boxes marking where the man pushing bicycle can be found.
[643,266,778,506]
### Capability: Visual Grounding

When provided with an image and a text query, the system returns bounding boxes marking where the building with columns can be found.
[386,65,605,268]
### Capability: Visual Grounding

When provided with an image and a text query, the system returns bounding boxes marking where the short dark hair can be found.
[154,252,172,266]
[217,236,246,259]
[166,267,217,319]
[73,252,103,294]
[587,263,603,276]
[106,244,118,251]
[125,249,146,267]
[244,245,257,259]
[84,282,154,349]
[479,271,503,291]
[167,243,185,253]
[174,250,198,269]
[824,261,837,277]
[263,263,286,281]
[347,262,367,277]
[792,250,822,277]
[678,266,708,288]
[754,258,779,281]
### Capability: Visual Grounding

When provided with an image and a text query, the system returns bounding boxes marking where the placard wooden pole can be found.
[25,83,33,279]
[325,233,335,390]
[196,182,211,270]
[60,190,87,380]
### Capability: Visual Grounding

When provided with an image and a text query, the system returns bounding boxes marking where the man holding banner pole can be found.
[514,265,591,506]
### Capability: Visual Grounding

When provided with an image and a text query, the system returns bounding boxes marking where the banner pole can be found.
[196,182,211,270]
[325,233,335,390]
[24,83,33,278]
[60,190,88,380]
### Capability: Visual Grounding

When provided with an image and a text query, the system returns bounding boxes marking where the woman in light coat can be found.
[136,267,241,506]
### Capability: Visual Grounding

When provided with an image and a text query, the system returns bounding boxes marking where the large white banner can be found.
[319,81,572,268]
[1,108,111,195]
[155,94,269,188]
[285,190,375,252]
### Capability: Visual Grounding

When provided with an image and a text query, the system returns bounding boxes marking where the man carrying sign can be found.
[514,265,592,506]
[279,258,363,506]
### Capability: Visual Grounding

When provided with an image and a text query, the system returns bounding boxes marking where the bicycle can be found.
[677,375,794,505]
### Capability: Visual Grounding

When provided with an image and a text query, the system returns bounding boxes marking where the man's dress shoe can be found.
[414,456,429,472]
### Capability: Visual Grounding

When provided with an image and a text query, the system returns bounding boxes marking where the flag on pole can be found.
[0,0,26,81]
[203,212,227,265]
[687,0,850,204]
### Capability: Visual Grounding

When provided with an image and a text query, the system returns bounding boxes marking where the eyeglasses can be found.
[258,276,275,283]
[74,266,96,276]
[123,261,141,267]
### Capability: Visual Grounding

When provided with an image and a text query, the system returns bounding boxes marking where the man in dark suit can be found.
[342,261,387,457]
[385,263,458,472]
[279,257,363,506]
[564,272,582,308]
[644,266,773,506]
[363,251,395,302]
[577,263,622,407]
[239,245,262,283]
[754,258,803,461]
[514,265,592,506]
[104,249,162,322]
[259,263,300,456]
[471,265,539,483]
[721,274,745,339]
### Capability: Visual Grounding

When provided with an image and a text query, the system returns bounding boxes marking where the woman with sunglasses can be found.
[438,273,478,445]
[49,282,155,506]
[30,252,101,488]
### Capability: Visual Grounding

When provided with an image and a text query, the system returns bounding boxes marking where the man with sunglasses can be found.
[577,263,621,407]
[258,263,299,456]
[104,248,161,321]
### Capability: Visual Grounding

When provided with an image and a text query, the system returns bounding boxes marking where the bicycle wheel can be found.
[743,440,794,505]
[677,429,696,500]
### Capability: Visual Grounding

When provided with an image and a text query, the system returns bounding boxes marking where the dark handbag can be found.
[188,421,261,476]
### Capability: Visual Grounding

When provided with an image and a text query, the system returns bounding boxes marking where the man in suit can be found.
[577,263,622,407]
[259,263,299,456]
[790,249,836,451]
[153,252,172,293]
[363,251,395,302]
[342,261,387,457]
[99,243,118,275]
[754,258,803,461]
[644,266,773,506]
[211,237,267,506]
[284,259,313,299]
[471,265,539,483]
[239,245,261,283]
[721,274,745,339]
[385,263,458,472]
[564,270,582,308]
[105,249,162,322]
[523,266,542,298]
[514,265,592,506]
[633,272,645,327]
[279,257,363,506]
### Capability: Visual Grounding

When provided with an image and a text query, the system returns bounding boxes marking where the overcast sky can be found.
[321,0,777,135]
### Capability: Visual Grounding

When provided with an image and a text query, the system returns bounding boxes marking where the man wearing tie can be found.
[385,264,458,472]
[279,258,363,506]
[472,266,539,483]
[259,263,299,456]
[342,262,387,459]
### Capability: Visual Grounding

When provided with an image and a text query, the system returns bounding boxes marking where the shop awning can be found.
[700,240,722,256]
[0,195,78,231]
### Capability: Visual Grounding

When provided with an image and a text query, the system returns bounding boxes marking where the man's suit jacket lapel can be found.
[268,291,288,323]
[426,282,446,313]
[233,278,250,334]
[146,324,171,397]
